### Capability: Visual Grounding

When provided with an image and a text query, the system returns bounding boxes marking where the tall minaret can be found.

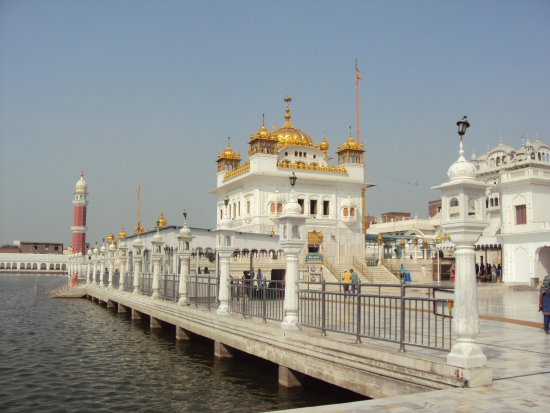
[71,171,88,254]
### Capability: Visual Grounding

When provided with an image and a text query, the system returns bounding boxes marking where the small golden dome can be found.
[320,136,329,152]
[119,228,127,240]
[106,233,115,244]
[134,220,144,234]
[435,234,443,244]
[157,211,167,227]
[217,141,241,160]
[337,130,365,153]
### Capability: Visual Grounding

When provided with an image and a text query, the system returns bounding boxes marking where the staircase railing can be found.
[322,256,340,280]
[353,256,373,282]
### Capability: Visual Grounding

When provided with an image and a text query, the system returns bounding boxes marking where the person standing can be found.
[487,263,493,282]
[257,268,264,288]
[539,274,550,334]
[400,264,407,283]
[351,269,360,294]
[342,270,351,294]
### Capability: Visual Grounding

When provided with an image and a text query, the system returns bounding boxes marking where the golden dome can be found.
[273,96,315,148]
[435,234,443,244]
[320,135,329,152]
[337,130,365,153]
[217,142,241,160]
[119,228,127,240]
[134,220,145,234]
[106,233,115,244]
[157,211,167,227]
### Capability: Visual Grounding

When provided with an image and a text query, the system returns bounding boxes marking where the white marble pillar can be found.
[118,242,127,291]
[280,243,303,330]
[133,238,143,294]
[99,246,106,287]
[108,243,116,289]
[86,250,92,285]
[279,183,306,331]
[151,230,164,299]
[216,247,232,315]
[433,120,488,369]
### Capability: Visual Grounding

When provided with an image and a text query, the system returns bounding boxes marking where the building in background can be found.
[213,96,369,267]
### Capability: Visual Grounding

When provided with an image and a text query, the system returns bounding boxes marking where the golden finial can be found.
[284,95,293,125]
[320,132,329,152]
[157,210,167,227]
[119,227,127,240]
[107,233,115,244]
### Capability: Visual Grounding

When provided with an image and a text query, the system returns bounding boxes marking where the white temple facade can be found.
[212,96,367,266]
[367,136,550,284]
[472,138,550,283]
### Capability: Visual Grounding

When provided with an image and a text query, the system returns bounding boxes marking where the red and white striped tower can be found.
[71,171,88,254]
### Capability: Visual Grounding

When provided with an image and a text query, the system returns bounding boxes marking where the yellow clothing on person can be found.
[343,271,351,283]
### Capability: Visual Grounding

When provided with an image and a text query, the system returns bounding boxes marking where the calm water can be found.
[0,275,364,413]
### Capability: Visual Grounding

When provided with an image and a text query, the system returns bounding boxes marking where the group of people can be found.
[342,269,360,294]
[245,268,265,287]
[475,262,503,283]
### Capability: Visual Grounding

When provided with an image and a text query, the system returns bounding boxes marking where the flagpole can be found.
[356,60,361,145]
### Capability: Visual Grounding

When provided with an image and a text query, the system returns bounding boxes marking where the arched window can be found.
[490,198,494,207]
[496,157,500,166]
[450,198,459,207]
[246,200,251,215]
[220,209,223,220]
[270,203,276,214]
[277,203,283,213]
[350,207,356,217]
[343,207,349,217]
[495,197,499,207]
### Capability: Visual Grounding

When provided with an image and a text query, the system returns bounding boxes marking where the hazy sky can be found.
[1,0,549,247]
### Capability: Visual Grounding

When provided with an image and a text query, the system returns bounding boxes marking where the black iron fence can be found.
[229,279,285,321]
[124,272,134,292]
[187,275,218,309]
[298,282,453,352]
[159,273,179,302]
[140,273,153,295]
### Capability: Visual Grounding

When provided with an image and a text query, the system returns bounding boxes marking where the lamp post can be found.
[151,230,164,299]
[99,243,106,287]
[92,245,99,285]
[86,248,92,285]
[216,195,235,316]
[118,237,128,292]
[177,210,194,306]
[108,241,116,289]
[132,236,143,294]
[280,172,306,330]
[433,116,489,369]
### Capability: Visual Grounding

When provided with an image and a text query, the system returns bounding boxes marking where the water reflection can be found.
[0,275,365,412]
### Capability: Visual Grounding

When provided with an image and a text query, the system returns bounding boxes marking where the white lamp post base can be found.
[217,303,230,316]
[281,314,300,330]
[447,338,487,368]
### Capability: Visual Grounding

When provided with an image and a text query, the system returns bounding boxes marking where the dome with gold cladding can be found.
[273,96,315,148]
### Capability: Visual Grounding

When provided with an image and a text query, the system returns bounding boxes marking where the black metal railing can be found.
[229,279,285,322]
[124,272,134,292]
[111,272,120,288]
[298,282,453,352]
[140,273,153,296]
[159,273,179,302]
[187,275,218,310]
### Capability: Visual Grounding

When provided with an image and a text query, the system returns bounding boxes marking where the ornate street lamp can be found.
[456,115,470,138]
[289,172,297,188]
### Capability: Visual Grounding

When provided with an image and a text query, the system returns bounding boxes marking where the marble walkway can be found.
[277,287,550,412]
